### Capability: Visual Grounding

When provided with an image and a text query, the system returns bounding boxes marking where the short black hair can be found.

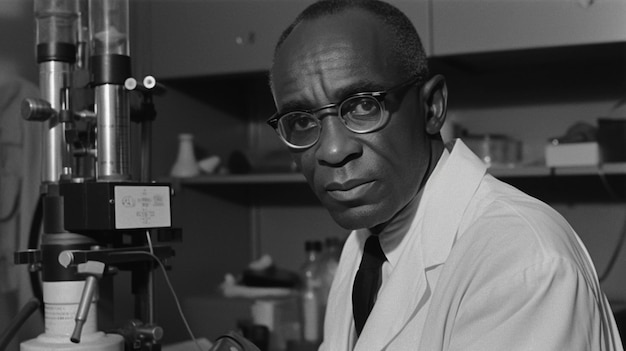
[270,0,429,87]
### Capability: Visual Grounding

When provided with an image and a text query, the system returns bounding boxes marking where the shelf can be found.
[165,162,626,185]
[168,172,306,185]
[488,165,551,178]
[490,162,626,202]
[166,173,318,206]
[490,162,626,178]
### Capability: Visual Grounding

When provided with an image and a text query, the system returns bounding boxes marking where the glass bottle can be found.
[170,133,200,177]
[319,237,341,305]
[300,240,323,344]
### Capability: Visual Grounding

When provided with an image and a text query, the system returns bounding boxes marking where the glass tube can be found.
[89,0,129,56]
[35,0,79,46]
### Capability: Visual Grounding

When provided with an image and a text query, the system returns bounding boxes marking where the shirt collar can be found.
[371,148,451,268]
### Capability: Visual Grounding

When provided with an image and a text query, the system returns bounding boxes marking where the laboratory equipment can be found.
[12,0,177,350]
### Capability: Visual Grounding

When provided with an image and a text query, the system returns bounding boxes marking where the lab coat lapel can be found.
[354,215,429,351]
[355,140,487,350]
[420,140,487,267]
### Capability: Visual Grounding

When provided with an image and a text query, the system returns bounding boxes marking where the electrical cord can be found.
[145,231,154,255]
[0,178,20,223]
[113,248,205,351]
[27,195,44,316]
[597,169,619,201]
[0,297,40,351]
[598,208,626,283]
[595,169,626,283]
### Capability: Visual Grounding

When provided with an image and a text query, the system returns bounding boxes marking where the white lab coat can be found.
[321,140,623,351]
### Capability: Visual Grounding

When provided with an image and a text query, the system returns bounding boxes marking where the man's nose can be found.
[315,113,362,166]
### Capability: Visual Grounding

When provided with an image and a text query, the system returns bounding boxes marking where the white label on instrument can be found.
[114,185,171,229]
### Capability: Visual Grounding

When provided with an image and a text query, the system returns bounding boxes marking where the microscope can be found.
[12,0,177,350]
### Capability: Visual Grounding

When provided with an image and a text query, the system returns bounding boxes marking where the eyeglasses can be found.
[267,76,423,149]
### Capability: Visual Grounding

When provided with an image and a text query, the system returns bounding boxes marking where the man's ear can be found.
[420,74,448,135]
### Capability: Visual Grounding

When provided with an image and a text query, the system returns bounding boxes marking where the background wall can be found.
[0,1,41,351]
[0,0,37,84]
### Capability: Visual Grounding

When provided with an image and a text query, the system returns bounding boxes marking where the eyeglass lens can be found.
[279,95,384,147]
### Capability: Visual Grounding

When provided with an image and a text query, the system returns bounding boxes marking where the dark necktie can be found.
[352,235,387,336]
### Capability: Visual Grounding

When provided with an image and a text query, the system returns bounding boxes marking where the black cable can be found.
[0,183,19,223]
[113,250,204,351]
[599,209,626,283]
[0,298,40,351]
[27,195,44,315]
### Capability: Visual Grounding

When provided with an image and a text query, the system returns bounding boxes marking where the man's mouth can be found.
[325,179,375,202]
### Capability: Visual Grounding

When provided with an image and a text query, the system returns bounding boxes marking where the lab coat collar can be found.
[353,139,487,350]
[419,139,487,268]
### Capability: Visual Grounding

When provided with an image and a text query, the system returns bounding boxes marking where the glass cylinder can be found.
[35,0,79,46]
[89,0,129,56]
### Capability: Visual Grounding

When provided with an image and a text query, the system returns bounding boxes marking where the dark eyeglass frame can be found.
[267,75,423,149]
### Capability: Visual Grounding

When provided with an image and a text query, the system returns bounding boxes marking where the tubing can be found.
[0,298,41,351]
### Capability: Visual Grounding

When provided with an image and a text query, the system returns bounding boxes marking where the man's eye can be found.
[343,98,380,119]
[288,114,317,132]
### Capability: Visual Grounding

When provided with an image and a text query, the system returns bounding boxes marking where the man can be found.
[267,0,623,350]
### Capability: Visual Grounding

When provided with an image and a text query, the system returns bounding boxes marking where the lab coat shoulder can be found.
[459,174,599,288]
[420,174,623,351]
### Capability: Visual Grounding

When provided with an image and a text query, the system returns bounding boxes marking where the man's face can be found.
[271,10,432,230]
